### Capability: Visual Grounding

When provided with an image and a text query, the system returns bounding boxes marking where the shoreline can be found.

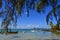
[0,28,60,34]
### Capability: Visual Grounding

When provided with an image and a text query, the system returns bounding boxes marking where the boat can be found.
[7,32,18,34]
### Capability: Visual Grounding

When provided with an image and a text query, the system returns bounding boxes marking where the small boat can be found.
[7,32,18,34]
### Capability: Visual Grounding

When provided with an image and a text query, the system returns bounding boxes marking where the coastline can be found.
[0,31,60,40]
[0,28,60,34]
[0,29,60,40]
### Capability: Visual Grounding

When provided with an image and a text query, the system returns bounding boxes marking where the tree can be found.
[49,21,56,31]
[49,21,60,31]
[0,0,60,34]
[46,0,60,28]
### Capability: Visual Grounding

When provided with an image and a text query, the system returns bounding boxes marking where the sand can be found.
[0,33,60,40]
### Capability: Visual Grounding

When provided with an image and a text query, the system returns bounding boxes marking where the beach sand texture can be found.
[0,31,60,40]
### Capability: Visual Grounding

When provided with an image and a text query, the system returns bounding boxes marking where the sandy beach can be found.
[0,31,60,40]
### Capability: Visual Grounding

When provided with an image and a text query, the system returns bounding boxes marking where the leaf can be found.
[46,13,50,25]
[53,7,57,20]
[57,5,60,9]
[26,9,29,17]
[46,11,52,24]
[30,0,34,7]
[41,0,49,6]
[0,0,2,8]
[50,0,58,6]
[37,6,41,13]
[0,12,2,16]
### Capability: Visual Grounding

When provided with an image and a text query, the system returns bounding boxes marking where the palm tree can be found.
[0,0,60,34]
[46,0,60,29]
[49,21,60,32]
[49,21,56,31]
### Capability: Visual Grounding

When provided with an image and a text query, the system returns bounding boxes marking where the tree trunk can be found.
[2,24,8,35]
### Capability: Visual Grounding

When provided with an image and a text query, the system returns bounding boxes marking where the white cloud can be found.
[27,24,31,27]
[17,24,50,29]
[35,24,40,27]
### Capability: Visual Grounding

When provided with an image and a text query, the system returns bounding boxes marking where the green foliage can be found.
[50,21,60,31]
[0,0,2,8]
[55,24,59,30]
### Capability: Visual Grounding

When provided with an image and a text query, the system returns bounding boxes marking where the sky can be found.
[0,0,57,29]
[16,6,57,29]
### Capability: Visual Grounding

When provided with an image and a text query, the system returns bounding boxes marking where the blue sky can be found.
[16,6,57,29]
[0,0,57,29]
